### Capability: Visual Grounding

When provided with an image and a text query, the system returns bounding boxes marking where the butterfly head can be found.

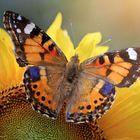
[70,54,79,63]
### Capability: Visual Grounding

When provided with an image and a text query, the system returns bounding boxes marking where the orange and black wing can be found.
[3,11,67,119]
[66,47,140,123]
[24,66,65,119]
[66,74,115,123]
[81,47,140,87]
[3,11,67,67]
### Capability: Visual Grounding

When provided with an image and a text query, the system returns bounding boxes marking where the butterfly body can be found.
[3,11,140,123]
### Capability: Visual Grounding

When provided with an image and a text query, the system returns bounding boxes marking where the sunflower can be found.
[0,13,140,140]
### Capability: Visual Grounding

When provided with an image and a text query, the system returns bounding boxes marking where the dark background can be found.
[0,0,140,50]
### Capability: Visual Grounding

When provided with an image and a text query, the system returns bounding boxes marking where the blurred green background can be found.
[0,0,140,50]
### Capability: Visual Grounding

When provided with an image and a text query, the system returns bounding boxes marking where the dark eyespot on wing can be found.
[3,11,68,66]
[99,56,105,64]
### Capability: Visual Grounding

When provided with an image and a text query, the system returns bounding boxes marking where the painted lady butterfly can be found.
[3,11,140,123]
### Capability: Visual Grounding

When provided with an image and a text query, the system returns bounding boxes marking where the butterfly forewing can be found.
[3,11,67,66]
[81,47,140,87]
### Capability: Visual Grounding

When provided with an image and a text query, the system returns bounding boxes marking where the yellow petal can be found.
[0,29,25,90]
[55,29,75,61]
[93,46,109,56]
[47,12,62,40]
[47,13,75,61]
[75,32,102,62]
[99,80,140,139]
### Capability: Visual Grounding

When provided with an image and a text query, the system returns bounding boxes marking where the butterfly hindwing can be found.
[81,47,140,87]
[3,11,67,66]
[24,65,65,119]
[66,74,115,123]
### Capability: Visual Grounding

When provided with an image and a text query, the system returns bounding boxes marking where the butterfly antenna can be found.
[99,38,112,46]
[69,22,77,48]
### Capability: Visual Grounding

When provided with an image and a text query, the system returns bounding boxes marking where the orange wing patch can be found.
[32,33,42,45]
[83,50,139,87]
[24,66,65,119]
[117,62,132,69]
[69,91,105,114]
[110,64,129,76]
[114,54,124,63]
[66,78,115,123]
[107,71,124,85]
[3,11,67,67]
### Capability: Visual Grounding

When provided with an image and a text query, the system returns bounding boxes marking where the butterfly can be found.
[3,11,140,124]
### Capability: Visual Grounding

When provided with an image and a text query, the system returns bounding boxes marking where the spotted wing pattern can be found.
[66,47,140,123]
[3,11,67,67]
[24,66,65,119]
[81,48,140,87]
[3,11,67,119]
[66,74,115,123]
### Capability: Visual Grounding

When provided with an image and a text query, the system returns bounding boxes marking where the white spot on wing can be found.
[17,15,22,20]
[16,28,21,33]
[24,22,35,34]
[126,48,137,60]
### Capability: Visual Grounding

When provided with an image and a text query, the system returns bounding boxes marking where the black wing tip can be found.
[4,10,17,15]
[3,11,22,21]
[3,11,14,19]
[3,11,17,25]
